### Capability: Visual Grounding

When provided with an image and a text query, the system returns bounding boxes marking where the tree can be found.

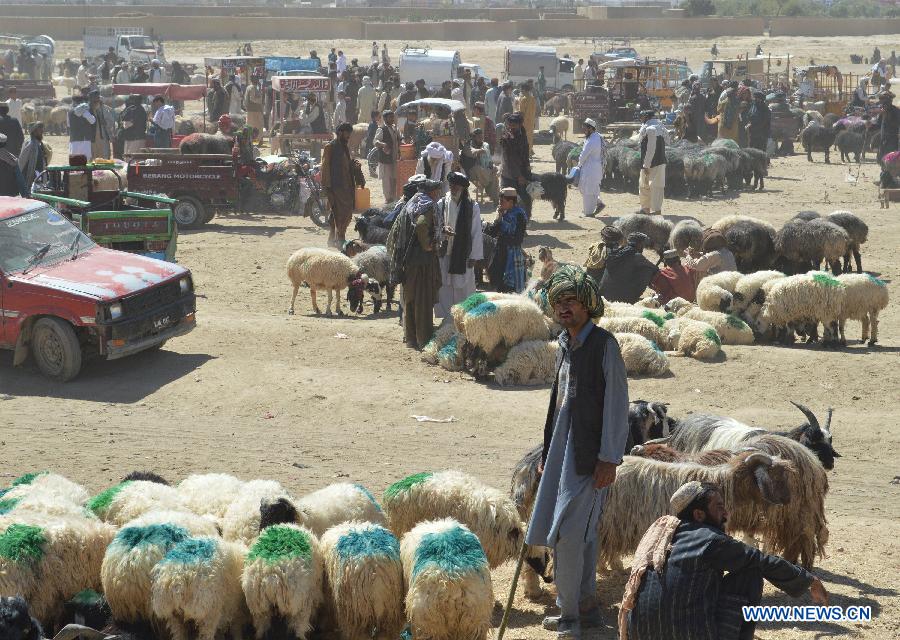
[684,0,716,17]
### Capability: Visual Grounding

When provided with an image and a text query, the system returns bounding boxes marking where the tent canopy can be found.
[112,83,206,100]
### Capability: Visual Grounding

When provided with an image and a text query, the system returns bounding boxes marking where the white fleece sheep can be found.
[319,521,405,640]
[493,340,557,387]
[680,308,755,345]
[836,273,889,345]
[731,270,786,319]
[296,483,386,537]
[287,247,364,315]
[614,332,670,376]
[221,480,294,545]
[88,480,188,526]
[151,537,248,640]
[759,271,846,343]
[696,270,743,312]
[176,473,246,520]
[101,521,194,624]
[0,514,116,628]
[663,317,722,359]
[598,315,666,346]
[351,245,389,286]
[400,518,493,640]
[126,509,221,537]
[602,298,651,318]
[669,219,704,256]
[711,214,777,240]
[664,296,696,314]
[450,291,521,333]
[461,297,551,353]
[383,470,523,569]
[549,115,569,139]
[241,524,323,640]
[1,472,89,507]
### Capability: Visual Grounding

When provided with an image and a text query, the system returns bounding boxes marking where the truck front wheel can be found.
[173,196,206,229]
[31,317,83,382]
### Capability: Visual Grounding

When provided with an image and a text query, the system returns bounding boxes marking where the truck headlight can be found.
[108,303,123,320]
[179,277,192,294]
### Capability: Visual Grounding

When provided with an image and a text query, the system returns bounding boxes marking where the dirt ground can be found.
[3,36,899,640]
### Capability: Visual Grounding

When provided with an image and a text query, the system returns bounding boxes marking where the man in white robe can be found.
[575,118,607,218]
[434,171,483,319]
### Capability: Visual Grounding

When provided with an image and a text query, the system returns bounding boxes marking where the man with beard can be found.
[620,481,829,640]
[499,112,532,216]
[321,122,365,247]
[17,122,51,195]
[434,172,483,320]
[207,78,228,124]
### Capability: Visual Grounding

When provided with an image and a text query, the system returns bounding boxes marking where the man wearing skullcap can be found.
[583,225,624,282]
[621,480,828,640]
[321,122,365,247]
[599,232,659,304]
[683,228,737,280]
[527,264,629,640]
[373,109,400,202]
[434,172,483,318]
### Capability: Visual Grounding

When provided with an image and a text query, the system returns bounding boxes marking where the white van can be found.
[504,45,575,91]
[398,48,461,89]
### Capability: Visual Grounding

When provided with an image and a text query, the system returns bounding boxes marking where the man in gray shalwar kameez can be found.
[526,265,630,640]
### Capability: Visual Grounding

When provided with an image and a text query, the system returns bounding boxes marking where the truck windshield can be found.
[128,36,154,49]
[0,206,95,274]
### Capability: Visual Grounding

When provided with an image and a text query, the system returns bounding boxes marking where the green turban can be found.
[546,264,604,319]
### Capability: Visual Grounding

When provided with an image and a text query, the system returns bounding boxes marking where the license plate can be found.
[153,315,172,331]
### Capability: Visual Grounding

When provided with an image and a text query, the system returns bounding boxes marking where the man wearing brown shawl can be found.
[321,122,365,247]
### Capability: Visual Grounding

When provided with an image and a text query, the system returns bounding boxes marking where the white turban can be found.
[426,141,446,159]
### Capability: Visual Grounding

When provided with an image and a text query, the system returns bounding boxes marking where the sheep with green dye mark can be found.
[696,270,743,312]
[678,308,755,345]
[151,536,248,640]
[598,315,666,347]
[0,515,116,629]
[100,522,192,624]
[613,332,670,376]
[400,518,493,640]
[461,297,550,357]
[176,473,246,521]
[241,524,322,640]
[383,470,523,569]
[0,473,92,521]
[295,483,386,536]
[835,273,889,346]
[450,291,519,334]
[318,521,404,640]
[221,479,295,545]
[88,480,188,526]
[493,340,557,386]
[759,271,846,346]
[662,317,722,360]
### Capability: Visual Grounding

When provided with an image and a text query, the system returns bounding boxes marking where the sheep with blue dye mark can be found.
[835,273,889,345]
[319,521,404,640]
[421,323,461,369]
[492,340,558,386]
[461,297,550,353]
[241,524,323,640]
[696,270,743,312]
[87,480,188,527]
[126,509,221,537]
[613,332,670,376]
[100,522,192,625]
[221,480,295,545]
[400,518,494,640]
[450,291,520,334]
[176,473,246,521]
[295,483,386,537]
[383,470,523,569]
[151,537,248,640]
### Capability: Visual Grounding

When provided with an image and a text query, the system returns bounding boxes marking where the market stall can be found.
[269,74,332,157]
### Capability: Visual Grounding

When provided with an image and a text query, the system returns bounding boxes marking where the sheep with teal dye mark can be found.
[295,483,386,537]
[759,271,846,346]
[449,291,520,334]
[400,518,493,640]
[87,480,188,526]
[835,273,889,345]
[493,340,557,386]
[0,515,116,629]
[319,521,404,640]
[421,323,458,365]
[100,522,192,624]
[176,473,246,521]
[383,470,523,569]
[678,308,755,345]
[126,509,221,537]
[221,479,295,545]
[459,297,550,378]
[241,524,323,640]
[613,332,671,376]
[151,537,248,640]
[662,317,722,360]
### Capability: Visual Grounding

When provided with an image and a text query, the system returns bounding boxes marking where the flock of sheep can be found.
[0,394,839,640]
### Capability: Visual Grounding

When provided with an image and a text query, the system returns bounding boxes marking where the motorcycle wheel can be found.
[305,197,330,229]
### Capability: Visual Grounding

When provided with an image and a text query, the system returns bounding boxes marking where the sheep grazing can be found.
[800,122,837,163]
[151,537,248,640]
[295,483,386,537]
[662,317,722,360]
[668,220,703,256]
[615,333,671,377]
[695,271,742,312]
[179,133,233,155]
[176,473,246,521]
[382,470,523,569]
[87,480,188,527]
[241,524,323,640]
[286,247,371,316]
[400,519,493,640]
[759,271,846,345]
[678,308,755,345]
[344,243,394,312]
[0,596,43,640]
[100,522,192,625]
[221,479,294,545]
[613,214,673,259]
[836,273,889,345]
[724,219,776,273]
[318,522,404,640]
[826,210,868,273]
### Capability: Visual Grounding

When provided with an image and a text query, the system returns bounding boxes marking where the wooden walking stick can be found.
[496,537,530,640]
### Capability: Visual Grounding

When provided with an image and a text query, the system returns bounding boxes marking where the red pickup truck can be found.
[0,196,197,381]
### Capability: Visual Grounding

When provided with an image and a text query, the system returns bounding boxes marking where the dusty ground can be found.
[3,36,900,640]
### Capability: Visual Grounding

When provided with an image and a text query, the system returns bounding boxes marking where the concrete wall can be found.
[578,6,665,19]
[770,18,900,37]
[515,18,765,39]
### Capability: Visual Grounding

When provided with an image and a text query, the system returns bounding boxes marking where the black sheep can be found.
[0,597,42,640]
[179,133,233,155]
[354,208,391,245]
[835,130,865,163]
[741,147,769,190]
[121,471,169,485]
[534,172,569,220]
[725,219,775,273]
[551,139,577,175]
[800,123,837,163]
